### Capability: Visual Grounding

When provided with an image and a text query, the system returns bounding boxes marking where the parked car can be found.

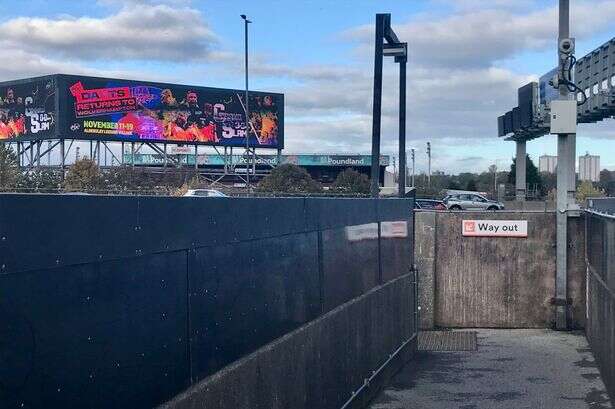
[183,189,227,198]
[443,193,504,211]
[415,199,447,210]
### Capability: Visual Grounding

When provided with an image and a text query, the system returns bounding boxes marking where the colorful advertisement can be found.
[63,75,283,148]
[0,78,55,140]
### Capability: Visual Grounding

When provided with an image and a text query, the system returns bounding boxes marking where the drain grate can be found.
[418,331,477,351]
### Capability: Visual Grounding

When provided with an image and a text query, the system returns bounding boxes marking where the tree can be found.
[576,181,604,203]
[0,144,21,189]
[466,178,477,191]
[508,154,542,190]
[258,164,322,194]
[106,165,157,191]
[18,169,62,190]
[598,169,615,196]
[447,180,461,190]
[539,171,557,197]
[64,159,104,191]
[331,168,370,194]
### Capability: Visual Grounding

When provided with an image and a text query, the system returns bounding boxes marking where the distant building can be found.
[579,153,600,182]
[539,155,557,173]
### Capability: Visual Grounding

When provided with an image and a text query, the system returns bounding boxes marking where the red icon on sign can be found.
[464,221,476,233]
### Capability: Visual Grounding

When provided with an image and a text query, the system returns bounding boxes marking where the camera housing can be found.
[559,38,575,54]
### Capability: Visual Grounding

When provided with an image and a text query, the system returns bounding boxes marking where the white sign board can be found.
[381,221,408,238]
[346,223,378,242]
[462,220,528,238]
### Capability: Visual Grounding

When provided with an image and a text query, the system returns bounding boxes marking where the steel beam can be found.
[398,57,407,198]
[370,14,386,197]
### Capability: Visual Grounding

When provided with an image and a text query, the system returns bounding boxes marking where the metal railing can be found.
[585,210,615,400]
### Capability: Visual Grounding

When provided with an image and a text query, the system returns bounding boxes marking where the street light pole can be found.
[241,14,252,188]
[411,148,415,187]
[426,142,431,188]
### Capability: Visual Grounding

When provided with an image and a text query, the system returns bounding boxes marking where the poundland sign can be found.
[462,220,528,238]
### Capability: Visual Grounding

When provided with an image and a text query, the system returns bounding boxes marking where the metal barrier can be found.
[586,210,615,400]
[0,194,415,409]
[587,197,615,215]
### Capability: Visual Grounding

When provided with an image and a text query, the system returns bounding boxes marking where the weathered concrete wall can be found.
[415,211,436,329]
[159,274,417,409]
[502,201,556,211]
[586,212,615,400]
[416,211,585,328]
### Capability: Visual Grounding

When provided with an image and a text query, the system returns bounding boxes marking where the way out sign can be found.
[462,220,528,238]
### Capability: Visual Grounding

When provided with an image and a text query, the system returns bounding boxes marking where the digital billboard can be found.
[61,75,283,148]
[0,76,56,141]
[0,74,284,148]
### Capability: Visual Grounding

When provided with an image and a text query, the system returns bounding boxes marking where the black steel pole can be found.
[398,57,406,198]
[370,14,386,197]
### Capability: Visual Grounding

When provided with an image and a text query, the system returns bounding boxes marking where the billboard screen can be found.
[60,75,283,148]
[0,77,56,141]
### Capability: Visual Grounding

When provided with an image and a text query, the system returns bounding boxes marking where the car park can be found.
[415,199,447,210]
[443,193,504,211]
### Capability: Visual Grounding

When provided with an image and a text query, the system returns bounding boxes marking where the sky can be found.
[1,0,615,174]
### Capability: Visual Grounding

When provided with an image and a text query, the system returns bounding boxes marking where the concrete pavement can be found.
[368,329,612,409]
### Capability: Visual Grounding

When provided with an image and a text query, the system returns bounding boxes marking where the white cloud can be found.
[344,1,615,68]
[0,4,217,62]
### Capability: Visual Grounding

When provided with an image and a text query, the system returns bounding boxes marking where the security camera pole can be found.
[370,14,407,197]
[553,0,577,330]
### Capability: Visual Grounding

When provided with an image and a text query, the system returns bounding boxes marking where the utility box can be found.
[550,100,577,134]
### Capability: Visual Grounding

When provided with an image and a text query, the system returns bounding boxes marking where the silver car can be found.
[444,193,504,211]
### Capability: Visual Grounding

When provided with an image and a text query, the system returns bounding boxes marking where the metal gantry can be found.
[495,0,611,329]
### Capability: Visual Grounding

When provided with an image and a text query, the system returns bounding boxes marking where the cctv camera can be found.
[559,38,575,54]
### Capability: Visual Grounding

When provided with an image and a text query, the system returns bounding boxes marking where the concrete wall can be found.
[586,212,615,400]
[415,211,586,329]
[415,211,436,329]
[159,274,417,409]
[502,201,556,211]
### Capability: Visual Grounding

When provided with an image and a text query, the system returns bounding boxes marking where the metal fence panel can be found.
[586,212,615,401]
[0,194,415,408]
[0,194,139,274]
[187,232,321,380]
[0,252,190,409]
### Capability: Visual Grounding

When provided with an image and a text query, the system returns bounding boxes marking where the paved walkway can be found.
[369,329,613,409]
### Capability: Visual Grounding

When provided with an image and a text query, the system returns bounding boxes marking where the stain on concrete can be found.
[574,357,598,368]
[582,373,602,381]
[526,376,550,384]
[491,357,515,362]
[585,387,612,409]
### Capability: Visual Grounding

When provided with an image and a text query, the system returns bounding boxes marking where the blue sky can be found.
[1,0,614,173]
